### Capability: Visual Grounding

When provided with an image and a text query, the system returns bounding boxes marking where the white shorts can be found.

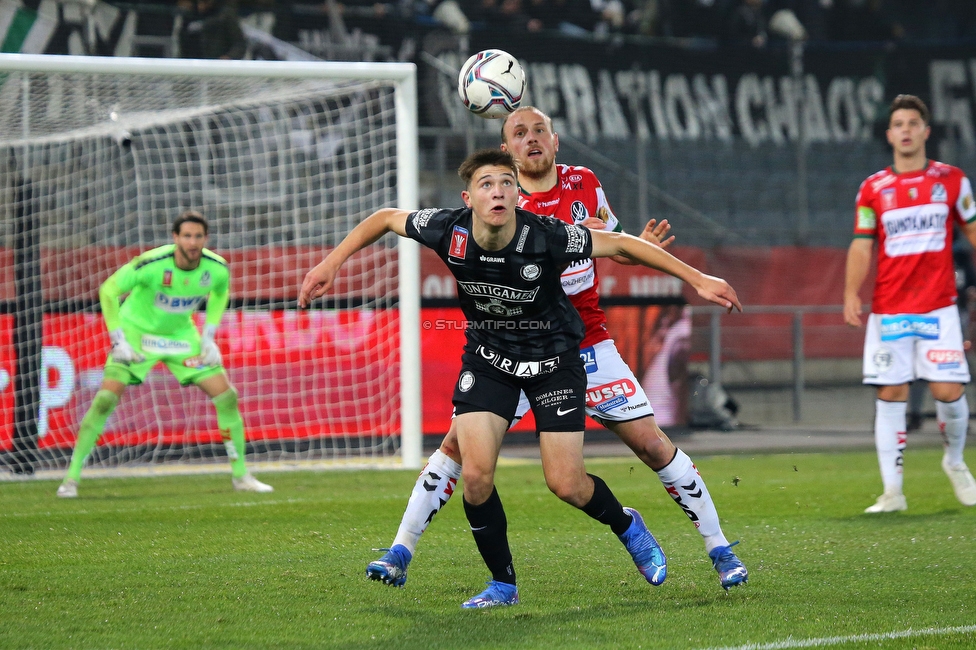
[514,339,655,423]
[863,305,971,385]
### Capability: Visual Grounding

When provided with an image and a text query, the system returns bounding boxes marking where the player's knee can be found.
[212,387,239,411]
[614,418,674,468]
[460,466,494,498]
[439,440,462,463]
[91,390,120,417]
[545,474,586,505]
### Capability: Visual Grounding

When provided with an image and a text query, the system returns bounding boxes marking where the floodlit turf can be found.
[2,448,975,649]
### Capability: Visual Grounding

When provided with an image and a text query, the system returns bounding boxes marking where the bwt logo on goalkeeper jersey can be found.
[457,282,539,302]
[879,315,940,340]
[154,293,204,312]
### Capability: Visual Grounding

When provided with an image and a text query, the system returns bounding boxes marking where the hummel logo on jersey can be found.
[556,406,577,416]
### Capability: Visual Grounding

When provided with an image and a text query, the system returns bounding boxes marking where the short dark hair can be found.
[500,105,554,143]
[457,149,518,187]
[889,94,930,126]
[173,210,208,235]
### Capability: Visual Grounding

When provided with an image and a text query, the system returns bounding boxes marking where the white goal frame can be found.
[0,53,423,471]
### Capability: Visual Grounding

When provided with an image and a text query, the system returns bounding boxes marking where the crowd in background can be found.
[327,0,976,43]
[172,0,976,60]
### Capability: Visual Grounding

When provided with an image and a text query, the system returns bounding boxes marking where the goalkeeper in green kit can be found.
[57,211,273,497]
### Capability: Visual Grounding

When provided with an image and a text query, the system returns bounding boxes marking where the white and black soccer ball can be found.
[457,49,526,119]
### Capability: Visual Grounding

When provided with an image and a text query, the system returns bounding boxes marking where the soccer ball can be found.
[457,49,526,119]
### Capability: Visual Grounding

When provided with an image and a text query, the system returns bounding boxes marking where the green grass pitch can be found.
[2,448,975,649]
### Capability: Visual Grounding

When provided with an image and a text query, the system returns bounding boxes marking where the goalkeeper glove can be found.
[200,324,223,367]
[109,328,145,364]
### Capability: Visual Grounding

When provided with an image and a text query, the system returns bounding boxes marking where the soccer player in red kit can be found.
[366,107,748,591]
[845,94,976,512]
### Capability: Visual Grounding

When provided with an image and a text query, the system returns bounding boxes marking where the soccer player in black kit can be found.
[299,149,741,608]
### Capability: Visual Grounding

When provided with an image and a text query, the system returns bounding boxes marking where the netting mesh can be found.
[0,66,407,476]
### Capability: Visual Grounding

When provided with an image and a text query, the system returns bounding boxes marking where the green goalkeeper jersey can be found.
[100,244,230,337]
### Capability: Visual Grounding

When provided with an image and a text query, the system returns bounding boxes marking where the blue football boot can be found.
[366,544,412,587]
[461,580,520,609]
[709,541,748,590]
[618,507,667,585]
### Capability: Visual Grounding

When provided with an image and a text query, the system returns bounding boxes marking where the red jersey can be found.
[854,161,976,314]
[518,164,620,348]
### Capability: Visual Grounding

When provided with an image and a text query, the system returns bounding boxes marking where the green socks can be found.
[213,388,247,478]
[66,390,119,481]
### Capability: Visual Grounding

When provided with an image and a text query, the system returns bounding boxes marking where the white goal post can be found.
[0,53,422,478]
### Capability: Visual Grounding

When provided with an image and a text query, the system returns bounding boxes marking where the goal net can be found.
[0,54,422,479]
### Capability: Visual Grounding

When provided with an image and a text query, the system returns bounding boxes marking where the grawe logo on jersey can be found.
[449,226,468,260]
[586,379,637,412]
[931,182,947,202]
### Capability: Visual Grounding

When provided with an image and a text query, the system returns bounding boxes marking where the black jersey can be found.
[406,206,593,359]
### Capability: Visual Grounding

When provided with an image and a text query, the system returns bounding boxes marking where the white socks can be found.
[657,449,729,553]
[936,394,969,467]
[875,399,907,495]
[392,449,461,555]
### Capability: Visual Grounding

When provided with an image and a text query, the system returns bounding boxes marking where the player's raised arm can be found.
[590,228,741,312]
[299,208,411,307]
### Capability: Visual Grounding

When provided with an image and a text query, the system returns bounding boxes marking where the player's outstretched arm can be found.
[590,229,741,312]
[299,208,411,307]
[580,217,674,266]
[843,238,873,327]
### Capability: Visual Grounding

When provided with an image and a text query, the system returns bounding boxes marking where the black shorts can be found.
[452,344,586,432]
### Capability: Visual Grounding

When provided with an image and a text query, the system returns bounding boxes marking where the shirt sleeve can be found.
[98,257,141,331]
[957,176,976,224]
[853,179,877,238]
[403,208,454,250]
[549,220,593,266]
[594,185,621,233]
[205,264,230,327]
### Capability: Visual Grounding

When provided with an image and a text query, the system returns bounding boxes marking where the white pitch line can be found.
[0,497,312,519]
[698,625,976,650]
